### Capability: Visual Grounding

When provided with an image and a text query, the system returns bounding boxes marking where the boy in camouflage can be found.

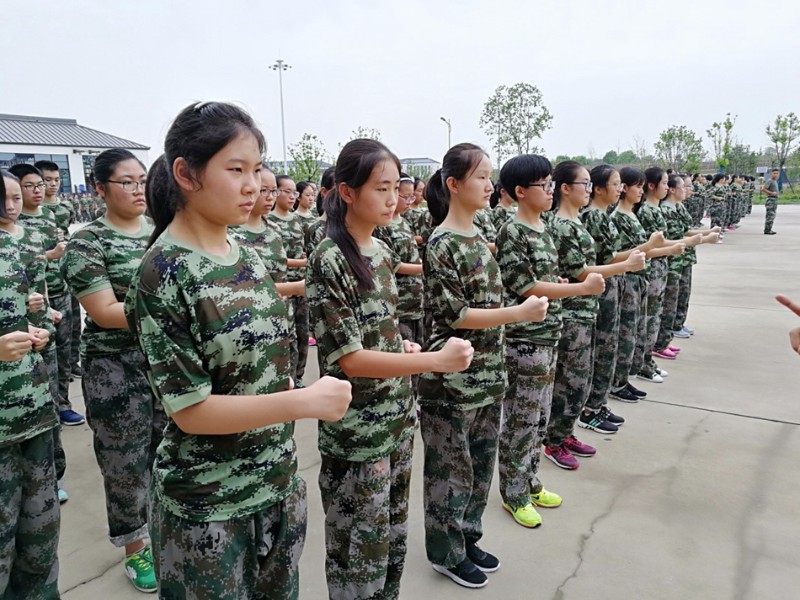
[420,144,547,590]
[126,102,351,599]
[495,155,603,527]
[762,168,780,234]
[307,140,472,599]
[0,174,60,599]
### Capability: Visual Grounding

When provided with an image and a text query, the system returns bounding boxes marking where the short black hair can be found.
[772,168,780,172]
[34,160,60,173]
[9,163,43,181]
[499,154,552,201]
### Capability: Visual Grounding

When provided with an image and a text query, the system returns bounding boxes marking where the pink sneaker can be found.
[668,345,681,353]
[308,337,317,347]
[564,435,596,457]
[544,445,579,470]
[652,348,678,360]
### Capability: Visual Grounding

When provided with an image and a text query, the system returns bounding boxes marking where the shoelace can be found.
[126,550,151,571]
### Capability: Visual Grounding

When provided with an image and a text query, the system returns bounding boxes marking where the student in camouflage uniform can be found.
[495,155,600,527]
[708,174,729,237]
[36,160,83,380]
[472,205,497,253]
[61,149,167,593]
[762,168,780,234]
[307,140,472,600]
[490,183,517,231]
[270,176,311,385]
[125,103,350,599]
[420,144,547,590]
[690,174,707,227]
[0,174,60,599]
[11,164,86,428]
[544,162,639,468]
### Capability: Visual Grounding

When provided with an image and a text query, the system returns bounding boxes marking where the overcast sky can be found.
[3,0,799,166]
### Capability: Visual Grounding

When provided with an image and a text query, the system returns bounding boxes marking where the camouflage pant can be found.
[399,318,423,397]
[709,200,727,230]
[49,294,73,412]
[83,350,165,547]
[319,436,413,600]
[290,296,309,386]
[69,295,81,370]
[0,430,60,599]
[656,268,682,350]
[614,274,646,390]
[421,401,501,568]
[637,258,668,377]
[498,342,557,508]
[150,478,307,600]
[764,197,777,233]
[41,347,66,482]
[674,266,693,331]
[546,319,595,447]
[724,197,735,227]
[586,276,620,411]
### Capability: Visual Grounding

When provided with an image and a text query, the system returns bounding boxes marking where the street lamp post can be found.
[270,59,292,174]
[440,116,452,149]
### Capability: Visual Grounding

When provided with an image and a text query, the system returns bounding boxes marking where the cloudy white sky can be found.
[3,0,799,165]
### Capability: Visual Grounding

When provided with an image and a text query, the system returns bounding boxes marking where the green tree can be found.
[765,112,800,171]
[288,133,329,182]
[602,150,619,164]
[554,155,571,164]
[479,83,553,164]
[572,155,590,165]
[350,126,382,141]
[654,125,705,172]
[726,143,758,175]
[706,113,737,171]
[617,150,638,164]
[402,165,435,180]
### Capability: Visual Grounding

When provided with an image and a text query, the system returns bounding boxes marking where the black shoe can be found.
[70,366,82,378]
[610,387,639,403]
[598,406,625,426]
[466,543,500,573]
[765,231,777,235]
[432,558,488,588]
[577,410,619,434]
[625,382,647,398]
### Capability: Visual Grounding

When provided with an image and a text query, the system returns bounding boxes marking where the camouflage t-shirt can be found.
[304,218,326,258]
[418,226,507,411]
[636,202,668,271]
[267,212,305,282]
[0,230,57,447]
[42,199,73,239]
[473,208,497,244]
[548,215,598,322]
[296,212,317,239]
[62,217,152,357]
[18,208,67,297]
[126,231,297,522]
[496,217,562,345]
[12,226,55,343]
[676,203,697,266]
[492,204,517,232]
[375,217,423,321]
[306,237,414,462]
[580,206,620,267]
[660,202,687,272]
[611,210,650,278]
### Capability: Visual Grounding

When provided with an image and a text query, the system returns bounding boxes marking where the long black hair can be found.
[0,170,9,220]
[425,143,488,226]
[326,138,401,292]
[551,160,584,212]
[317,166,335,215]
[644,166,667,201]
[619,167,646,214]
[147,102,265,247]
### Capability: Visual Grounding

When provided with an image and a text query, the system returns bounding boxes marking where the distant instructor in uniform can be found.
[762,168,780,235]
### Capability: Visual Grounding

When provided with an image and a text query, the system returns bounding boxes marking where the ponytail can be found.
[145,155,178,247]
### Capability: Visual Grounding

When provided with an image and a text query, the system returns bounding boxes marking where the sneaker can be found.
[59,410,85,426]
[625,382,647,398]
[466,543,501,572]
[765,231,777,235]
[563,435,596,457]
[668,345,681,353]
[578,410,619,434]
[610,386,639,403]
[124,547,157,593]
[58,488,69,504]
[673,328,691,339]
[530,488,563,508]
[651,348,678,360]
[598,406,625,426]
[502,502,543,528]
[656,368,669,378]
[70,365,82,378]
[683,326,695,336]
[636,372,664,384]
[432,558,488,588]
[308,337,317,346]
[544,444,579,470]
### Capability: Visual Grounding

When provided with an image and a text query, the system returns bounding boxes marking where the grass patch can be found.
[752,190,800,205]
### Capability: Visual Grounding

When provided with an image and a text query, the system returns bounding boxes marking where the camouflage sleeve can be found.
[582,210,616,266]
[130,286,213,416]
[496,224,538,297]
[553,221,588,281]
[61,233,111,298]
[307,249,364,368]
[425,239,470,328]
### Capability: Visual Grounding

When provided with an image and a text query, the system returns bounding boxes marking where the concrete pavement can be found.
[59,205,800,599]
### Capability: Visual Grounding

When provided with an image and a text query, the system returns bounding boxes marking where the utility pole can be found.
[270,59,292,173]
[440,116,452,149]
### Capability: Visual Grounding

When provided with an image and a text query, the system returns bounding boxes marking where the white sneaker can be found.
[656,368,669,378]
[636,372,664,384]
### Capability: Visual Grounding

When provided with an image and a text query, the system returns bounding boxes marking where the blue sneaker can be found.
[58,488,69,504]
[59,410,85,426]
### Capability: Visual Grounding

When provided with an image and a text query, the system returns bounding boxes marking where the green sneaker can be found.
[124,547,157,593]
[531,488,562,509]
[502,502,542,528]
